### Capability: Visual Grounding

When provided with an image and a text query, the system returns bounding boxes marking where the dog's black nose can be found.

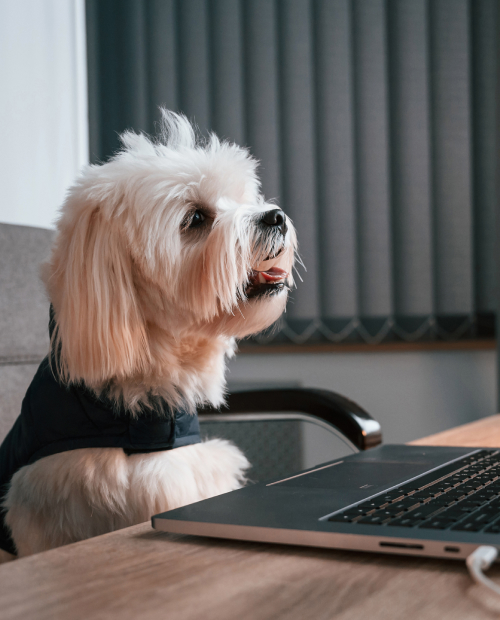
[261,209,287,235]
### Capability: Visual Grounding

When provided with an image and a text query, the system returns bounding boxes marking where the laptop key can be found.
[393,486,414,496]
[387,513,423,527]
[388,517,416,527]
[440,496,461,506]
[419,519,455,530]
[378,492,405,504]
[459,485,479,494]
[475,475,493,484]
[371,509,404,519]
[414,473,455,490]
[328,514,355,523]
[355,500,381,511]
[460,498,489,509]
[357,515,385,525]
[473,488,496,496]
[451,522,483,532]
[426,488,444,498]
[406,506,441,521]
[445,506,477,517]
[389,499,419,511]
[409,491,431,502]
[344,507,372,516]
[430,510,461,522]
[470,495,496,505]
[427,497,453,507]
[461,510,498,526]
[446,490,464,502]
[440,504,473,517]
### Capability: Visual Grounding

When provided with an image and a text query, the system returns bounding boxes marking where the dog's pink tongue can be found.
[260,266,288,282]
[249,266,288,287]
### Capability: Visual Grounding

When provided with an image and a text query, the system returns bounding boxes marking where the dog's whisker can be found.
[293,265,304,283]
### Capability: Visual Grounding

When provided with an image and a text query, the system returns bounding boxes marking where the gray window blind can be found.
[86,0,497,344]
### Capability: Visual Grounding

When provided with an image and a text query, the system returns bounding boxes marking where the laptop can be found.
[152,444,500,560]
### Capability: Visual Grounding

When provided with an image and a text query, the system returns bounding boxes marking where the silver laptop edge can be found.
[152,444,500,561]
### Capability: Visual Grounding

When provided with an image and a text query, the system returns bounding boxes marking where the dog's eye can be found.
[189,210,205,228]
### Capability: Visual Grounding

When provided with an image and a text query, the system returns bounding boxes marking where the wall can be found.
[226,349,497,445]
[0,0,88,229]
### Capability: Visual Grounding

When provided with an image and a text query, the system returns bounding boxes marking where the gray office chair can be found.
[0,223,54,444]
[199,389,381,482]
[0,223,382,479]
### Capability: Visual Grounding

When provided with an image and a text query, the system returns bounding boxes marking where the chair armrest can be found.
[198,388,382,451]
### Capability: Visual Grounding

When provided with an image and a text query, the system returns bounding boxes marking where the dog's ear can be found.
[46,206,151,386]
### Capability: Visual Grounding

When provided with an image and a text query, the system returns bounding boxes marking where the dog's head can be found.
[44,111,297,401]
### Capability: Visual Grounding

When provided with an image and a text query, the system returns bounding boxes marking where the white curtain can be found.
[0,0,88,230]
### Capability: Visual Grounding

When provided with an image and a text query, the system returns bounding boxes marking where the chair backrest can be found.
[200,419,303,482]
[0,223,54,442]
[199,416,356,483]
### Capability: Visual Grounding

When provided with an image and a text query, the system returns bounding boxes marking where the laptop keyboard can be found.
[328,449,500,533]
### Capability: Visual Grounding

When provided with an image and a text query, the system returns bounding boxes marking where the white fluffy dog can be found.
[0,111,296,560]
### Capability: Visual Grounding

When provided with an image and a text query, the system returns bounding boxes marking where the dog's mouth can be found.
[245,248,288,299]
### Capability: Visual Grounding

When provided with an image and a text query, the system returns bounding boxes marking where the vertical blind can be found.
[86,0,497,344]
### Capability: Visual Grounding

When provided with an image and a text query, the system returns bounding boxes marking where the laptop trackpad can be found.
[277,460,432,490]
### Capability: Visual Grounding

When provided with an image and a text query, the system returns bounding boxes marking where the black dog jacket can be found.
[0,328,201,555]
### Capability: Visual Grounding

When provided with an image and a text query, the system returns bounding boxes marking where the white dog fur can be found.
[1,111,296,560]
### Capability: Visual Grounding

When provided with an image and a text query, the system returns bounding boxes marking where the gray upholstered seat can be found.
[0,223,54,442]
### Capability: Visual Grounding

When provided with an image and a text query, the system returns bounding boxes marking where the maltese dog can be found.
[0,110,296,560]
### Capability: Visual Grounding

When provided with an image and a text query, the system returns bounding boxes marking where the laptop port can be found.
[379,542,424,550]
[444,546,460,553]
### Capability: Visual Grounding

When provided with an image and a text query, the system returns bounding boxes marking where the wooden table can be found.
[3,416,500,620]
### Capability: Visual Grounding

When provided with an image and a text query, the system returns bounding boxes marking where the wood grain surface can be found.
[2,416,500,620]
[410,414,500,448]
